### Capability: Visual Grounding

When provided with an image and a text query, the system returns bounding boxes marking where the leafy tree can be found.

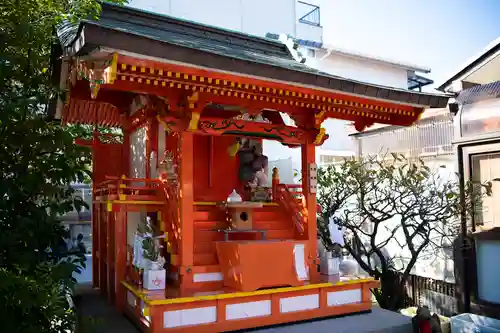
[317,154,489,311]
[0,0,125,331]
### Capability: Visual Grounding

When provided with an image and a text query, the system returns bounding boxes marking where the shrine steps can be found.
[190,204,295,267]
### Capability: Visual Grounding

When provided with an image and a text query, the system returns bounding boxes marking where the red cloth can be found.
[419,320,431,333]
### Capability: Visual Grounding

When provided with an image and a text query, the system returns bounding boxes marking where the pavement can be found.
[75,285,138,333]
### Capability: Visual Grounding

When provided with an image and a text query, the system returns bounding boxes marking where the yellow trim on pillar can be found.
[313,127,326,145]
[109,52,118,84]
[188,111,201,131]
[121,278,377,306]
[93,200,165,205]
[107,202,113,212]
[119,194,126,201]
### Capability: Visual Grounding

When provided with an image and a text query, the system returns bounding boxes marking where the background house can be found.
[128,0,434,174]
[438,37,500,317]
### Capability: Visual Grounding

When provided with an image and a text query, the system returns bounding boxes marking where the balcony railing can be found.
[356,114,455,159]
[297,1,320,26]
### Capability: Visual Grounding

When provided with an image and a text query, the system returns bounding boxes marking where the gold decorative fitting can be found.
[140,67,145,73]
[150,68,155,74]
[121,63,127,70]
[154,80,158,86]
[158,69,163,75]
[146,79,151,85]
[131,65,136,71]
[314,127,326,145]
[188,111,201,131]
[175,73,180,78]
[272,167,280,180]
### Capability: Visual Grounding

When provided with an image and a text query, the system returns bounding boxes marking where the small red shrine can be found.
[52,3,449,332]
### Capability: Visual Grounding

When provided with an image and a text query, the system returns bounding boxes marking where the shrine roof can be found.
[57,2,450,109]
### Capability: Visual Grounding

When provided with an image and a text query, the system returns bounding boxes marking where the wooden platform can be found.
[122,275,379,333]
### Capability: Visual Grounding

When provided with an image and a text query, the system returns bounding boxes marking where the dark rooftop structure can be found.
[56,2,449,109]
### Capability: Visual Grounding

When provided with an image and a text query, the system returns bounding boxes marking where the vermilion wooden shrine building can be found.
[52,3,449,332]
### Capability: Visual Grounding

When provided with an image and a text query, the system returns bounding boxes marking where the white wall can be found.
[128,0,297,40]
[312,49,409,89]
[362,155,456,283]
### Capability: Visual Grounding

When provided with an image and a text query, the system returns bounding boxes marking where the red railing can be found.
[94,176,164,201]
[162,181,180,253]
[275,184,307,234]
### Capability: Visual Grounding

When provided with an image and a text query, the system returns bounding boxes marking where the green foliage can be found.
[0,0,126,331]
[317,154,490,311]
[138,219,160,262]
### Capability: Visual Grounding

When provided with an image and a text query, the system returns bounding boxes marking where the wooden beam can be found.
[156,115,325,145]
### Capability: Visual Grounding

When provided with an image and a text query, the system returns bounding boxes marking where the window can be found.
[319,155,335,165]
[471,152,500,228]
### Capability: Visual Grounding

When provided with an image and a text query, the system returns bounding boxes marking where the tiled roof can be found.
[57,2,450,109]
[456,80,500,105]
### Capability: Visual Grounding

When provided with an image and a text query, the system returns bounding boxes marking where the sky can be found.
[319,0,500,91]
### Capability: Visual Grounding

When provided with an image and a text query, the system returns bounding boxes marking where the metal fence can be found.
[395,272,459,317]
[357,113,454,160]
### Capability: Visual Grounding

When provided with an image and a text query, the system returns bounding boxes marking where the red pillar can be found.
[301,142,319,280]
[179,131,195,290]
[114,207,127,312]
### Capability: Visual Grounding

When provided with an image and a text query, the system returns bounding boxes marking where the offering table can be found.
[215,240,309,292]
